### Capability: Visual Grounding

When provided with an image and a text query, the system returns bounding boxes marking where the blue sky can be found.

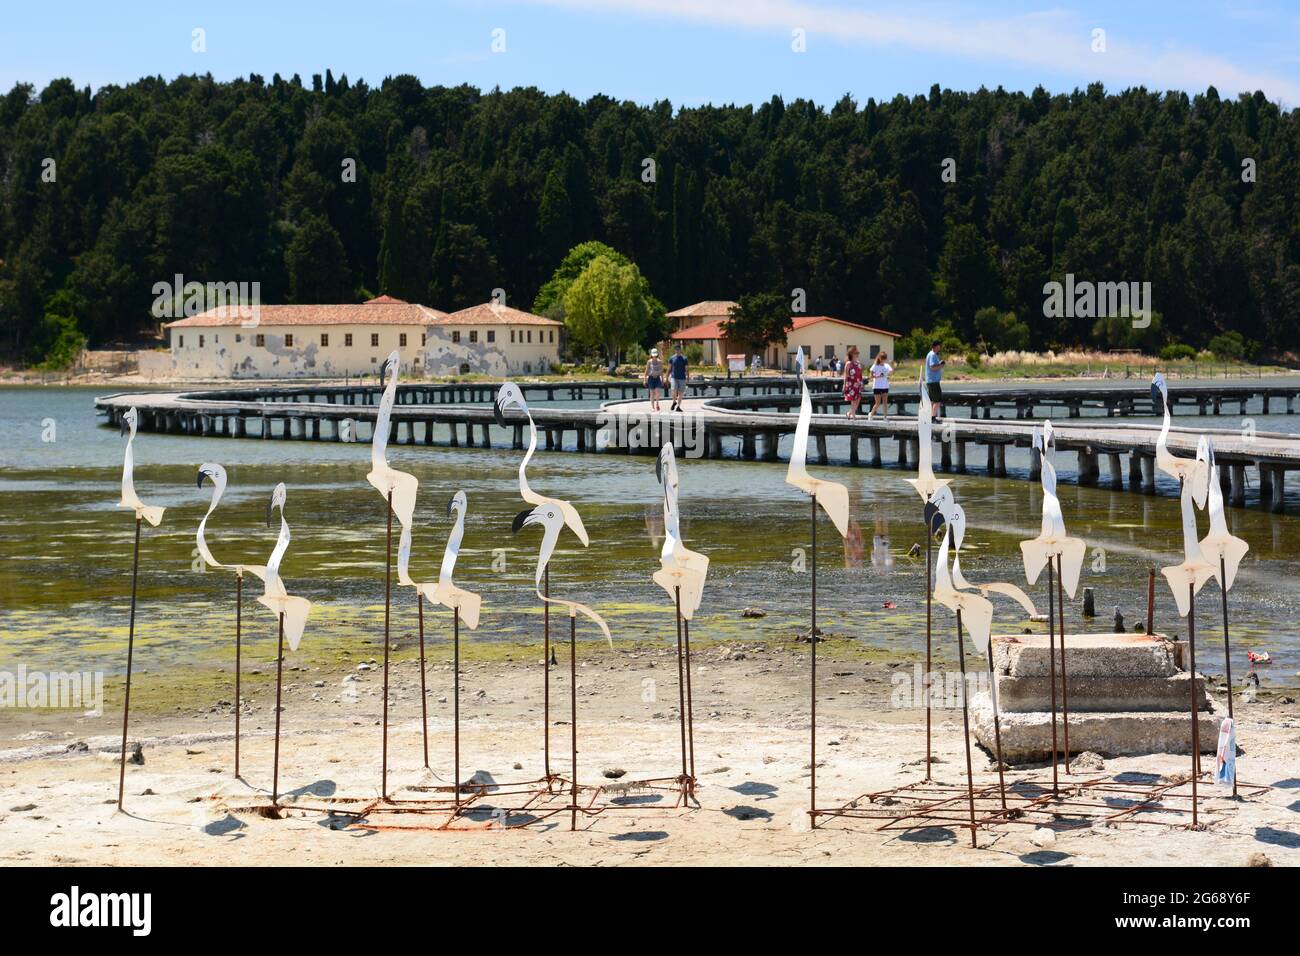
[3,0,1299,106]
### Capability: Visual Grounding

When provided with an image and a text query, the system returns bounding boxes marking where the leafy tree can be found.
[722,292,791,352]
[561,255,653,363]
[974,307,1031,353]
[285,215,351,303]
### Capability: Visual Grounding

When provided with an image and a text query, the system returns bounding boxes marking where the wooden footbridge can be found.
[95,375,1300,512]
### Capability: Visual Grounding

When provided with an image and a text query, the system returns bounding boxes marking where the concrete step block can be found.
[993,633,1179,679]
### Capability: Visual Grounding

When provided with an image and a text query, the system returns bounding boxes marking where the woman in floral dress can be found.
[842,345,864,419]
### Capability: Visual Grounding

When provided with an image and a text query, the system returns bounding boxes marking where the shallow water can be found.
[1,386,1297,686]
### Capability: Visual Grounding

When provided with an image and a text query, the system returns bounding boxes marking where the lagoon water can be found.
[1,385,1297,685]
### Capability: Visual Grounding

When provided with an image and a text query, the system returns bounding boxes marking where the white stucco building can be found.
[422,302,563,376]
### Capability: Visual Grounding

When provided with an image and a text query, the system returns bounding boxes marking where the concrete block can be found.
[994,672,1208,714]
[992,633,1178,679]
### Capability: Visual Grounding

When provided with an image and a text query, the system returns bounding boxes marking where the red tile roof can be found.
[670,314,898,341]
[439,302,562,326]
[165,301,448,328]
[365,294,407,304]
[666,300,739,318]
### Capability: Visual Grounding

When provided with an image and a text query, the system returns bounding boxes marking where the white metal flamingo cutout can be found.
[115,406,165,811]
[494,382,589,545]
[653,444,710,618]
[786,350,850,538]
[119,407,165,527]
[512,503,612,646]
[260,482,312,805]
[1153,373,1210,493]
[367,350,419,530]
[1160,438,1215,618]
[653,443,709,797]
[1020,423,1087,595]
[905,369,952,503]
[1197,437,1249,794]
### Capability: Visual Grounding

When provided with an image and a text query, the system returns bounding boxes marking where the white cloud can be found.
[531,0,1300,103]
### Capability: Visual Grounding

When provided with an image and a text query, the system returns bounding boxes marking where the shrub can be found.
[34,313,87,371]
[684,343,705,365]
[1207,331,1246,362]
[1159,343,1197,361]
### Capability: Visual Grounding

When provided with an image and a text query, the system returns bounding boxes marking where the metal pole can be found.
[809,491,817,828]
[1189,580,1200,826]
[1219,555,1236,797]
[544,566,551,788]
[117,516,142,812]
[1057,554,1071,773]
[956,608,977,848]
[418,593,429,769]
[986,644,1007,811]
[569,612,577,832]
[683,616,696,790]
[1046,557,1059,796]
[675,586,688,791]
[235,571,242,779]
[454,608,460,812]
[272,611,284,805]
[382,489,392,801]
[925,530,933,782]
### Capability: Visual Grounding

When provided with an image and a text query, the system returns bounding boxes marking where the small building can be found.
[164,296,445,379]
[424,302,563,376]
[666,300,739,334]
[670,312,898,370]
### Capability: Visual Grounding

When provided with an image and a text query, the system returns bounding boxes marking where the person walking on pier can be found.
[868,351,892,420]
[645,348,665,412]
[669,344,688,412]
[925,340,945,421]
[842,345,864,419]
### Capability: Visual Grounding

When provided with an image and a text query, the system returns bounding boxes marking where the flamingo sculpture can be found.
[196,462,253,778]
[366,350,419,799]
[398,492,482,802]
[259,483,313,805]
[1019,421,1086,785]
[1197,438,1249,795]
[513,502,612,829]
[496,381,590,785]
[905,370,952,780]
[653,444,710,797]
[115,406,166,811]
[785,348,851,828]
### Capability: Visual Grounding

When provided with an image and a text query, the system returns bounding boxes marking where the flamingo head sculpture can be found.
[1151,372,1166,414]
[924,485,955,538]
[513,502,564,588]
[794,347,806,378]
[119,406,138,438]
[197,462,227,494]
[494,381,529,427]
[266,482,287,526]
[447,489,467,518]
[655,443,679,491]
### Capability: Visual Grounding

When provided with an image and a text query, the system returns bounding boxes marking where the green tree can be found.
[285,216,351,303]
[561,255,653,363]
[722,292,791,352]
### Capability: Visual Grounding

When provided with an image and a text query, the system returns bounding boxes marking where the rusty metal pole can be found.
[675,586,688,793]
[272,611,285,805]
[986,644,1007,811]
[925,530,933,782]
[117,516,142,812]
[235,571,242,779]
[569,612,577,832]
[1188,580,1200,826]
[810,491,818,828]
[683,616,696,791]
[956,608,977,848]
[382,489,392,801]
[1046,556,1060,796]
[1219,555,1236,798]
[454,609,460,812]
[418,594,429,769]
[544,566,551,789]
[1146,568,1156,635]
[1057,554,1071,774]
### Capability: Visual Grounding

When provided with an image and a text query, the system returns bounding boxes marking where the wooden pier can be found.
[95,377,1300,512]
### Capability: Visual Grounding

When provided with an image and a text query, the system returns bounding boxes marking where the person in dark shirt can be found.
[668,344,689,411]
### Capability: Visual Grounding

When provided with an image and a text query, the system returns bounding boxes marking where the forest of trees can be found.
[2,71,1298,365]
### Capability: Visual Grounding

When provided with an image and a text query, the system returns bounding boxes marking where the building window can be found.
[421,333,426,346]
[549,330,555,343]
[469,330,478,344]
[526,330,532,343]
[235,334,242,343]
[869,344,880,358]
[370,333,379,347]
[256,334,266,347]
[510,330,515,343]
[284,334,294,347]
[178,335,184,348]
[487,330,495,343]
[199,335,205,347]
[345,333,353,347]
[399,333,407,347]
[321,333,329,347]
[452,331,461,344]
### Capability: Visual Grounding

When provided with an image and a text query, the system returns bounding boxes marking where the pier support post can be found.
[986,443,996,474]
[762,432,780,461]
[1140,454,1156,494]
[512,425,523,450]
[870,437,882,467]
[449,422,458,447]
[994,444,1008,477]
[1230,464,1246,507]
[1078,450,1098,486]
[1108,452,1123,487]
[815,435,829,465]
[1128,452,1142,490]
[1030,444,1041,481]
[849,435,860,465]
[1271,468,1286,513]
[261,417,272,439]
[940,441,952,472]
[742,434,756,460]
[1259,463,1273,502]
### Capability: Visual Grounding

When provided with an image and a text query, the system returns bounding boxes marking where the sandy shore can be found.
[1,640,1297,867]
